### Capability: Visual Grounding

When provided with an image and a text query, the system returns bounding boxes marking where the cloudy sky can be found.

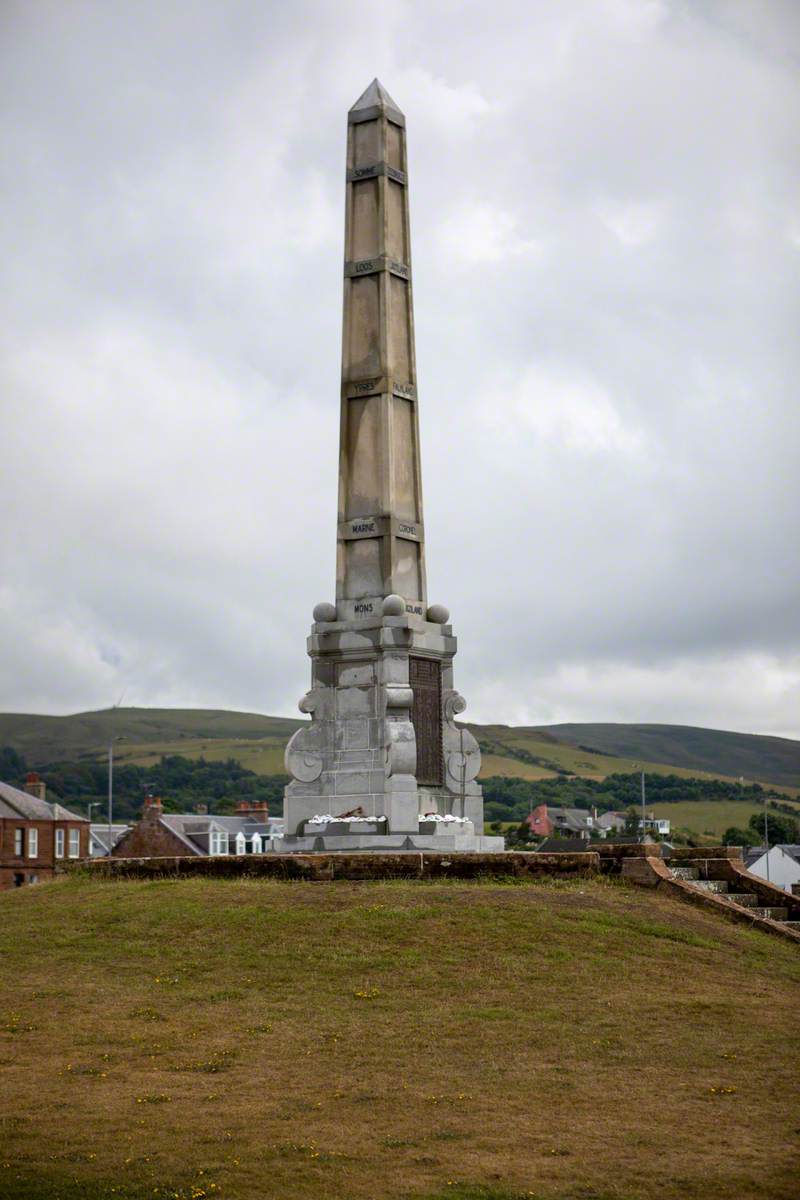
[1,0,798,736]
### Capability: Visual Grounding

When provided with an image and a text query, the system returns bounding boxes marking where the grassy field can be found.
[469,726,745,784]
[648,800,772,840]
[114,737,289,774]
[1,877,799,1200]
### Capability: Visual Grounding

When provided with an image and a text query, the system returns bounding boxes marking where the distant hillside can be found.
[0,707,798,789]
[0,707,302,765]
[538,722,800,788]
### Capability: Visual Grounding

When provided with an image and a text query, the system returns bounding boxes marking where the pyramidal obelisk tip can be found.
[349,78,403,116]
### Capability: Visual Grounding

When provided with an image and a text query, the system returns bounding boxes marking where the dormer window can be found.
[209,830,229,856]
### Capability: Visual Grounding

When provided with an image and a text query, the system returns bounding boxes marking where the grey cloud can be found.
[1,0,798,737]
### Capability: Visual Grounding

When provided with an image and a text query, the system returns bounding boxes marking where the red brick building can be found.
[113,796,281,858]
[0,773,89,890]
[527,803,555,838]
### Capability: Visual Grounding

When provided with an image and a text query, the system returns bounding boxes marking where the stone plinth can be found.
[271,832,505,854]
[283,600,487,841]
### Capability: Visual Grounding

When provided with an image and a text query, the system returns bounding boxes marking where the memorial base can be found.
[282,605,504,855]
[269,833,506,854]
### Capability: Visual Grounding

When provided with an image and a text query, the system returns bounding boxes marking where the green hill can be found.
[539,722,800,788]
[0,875,798,1200]
[0,707,302,767]
[0,707,798,789]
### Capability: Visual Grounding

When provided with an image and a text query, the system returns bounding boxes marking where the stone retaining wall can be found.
[74,850,600,882]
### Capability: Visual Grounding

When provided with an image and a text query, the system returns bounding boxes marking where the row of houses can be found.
[109,794,283,859]
[525,803,671,840]
[0,773,285,888]
[5,775,798,894]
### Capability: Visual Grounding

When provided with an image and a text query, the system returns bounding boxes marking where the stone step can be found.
[693,880,729,894]
[670,867,699,881]
[750,906,789,921]
[726,893,759,907]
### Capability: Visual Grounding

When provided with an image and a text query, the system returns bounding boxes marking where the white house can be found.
[639,816,671,836]
[745,845,800,894]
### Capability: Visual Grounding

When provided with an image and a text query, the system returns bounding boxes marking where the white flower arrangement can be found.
[421,813,470,824]
[306,814,388,825]
[305,812,469,826]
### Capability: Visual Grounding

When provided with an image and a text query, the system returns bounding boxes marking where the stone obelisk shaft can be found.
[281,80,499,853]
[336,80,426,621]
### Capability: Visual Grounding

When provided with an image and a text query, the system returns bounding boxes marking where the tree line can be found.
[481,772,784,824]
[0,746,287,822]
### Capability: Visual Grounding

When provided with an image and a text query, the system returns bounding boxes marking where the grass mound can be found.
[0,877,798,1200]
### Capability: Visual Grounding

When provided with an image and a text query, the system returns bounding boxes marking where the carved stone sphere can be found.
[427,603,450,624]
[312,602,337,623]
[382,594,405,616]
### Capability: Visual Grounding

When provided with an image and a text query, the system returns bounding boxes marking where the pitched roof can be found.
[90,824,131,853]
[547,807,592,832]
[0,780,86,823]
[52,801,88,822]
[535,837,591,854]
[747,844,800,866]
[156,812,282,856]
[596,811,626,825]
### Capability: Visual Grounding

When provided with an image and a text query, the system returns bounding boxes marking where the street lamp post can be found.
[107,737,124,858]
[632,763,647,842]
[85,801,99,857]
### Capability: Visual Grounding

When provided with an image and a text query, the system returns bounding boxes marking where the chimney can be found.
[24,771,46,802]
[236,800,269,818]
[195,802,208,815]
[143,793,163,818]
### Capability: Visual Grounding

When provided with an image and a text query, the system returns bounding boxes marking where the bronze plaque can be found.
[410,656,443,786]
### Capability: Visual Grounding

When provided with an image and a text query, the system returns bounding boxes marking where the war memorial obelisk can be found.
[279,81,502,853]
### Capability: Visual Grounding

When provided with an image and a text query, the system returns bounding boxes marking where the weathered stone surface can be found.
[426,603,450,624]
[313,602,337,622]
[281,83,498,852]
[78,849,597,882]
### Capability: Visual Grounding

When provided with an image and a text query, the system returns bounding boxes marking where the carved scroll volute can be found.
[284,688,327,783]
[443,690,481,793]
[384,685,416,777]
